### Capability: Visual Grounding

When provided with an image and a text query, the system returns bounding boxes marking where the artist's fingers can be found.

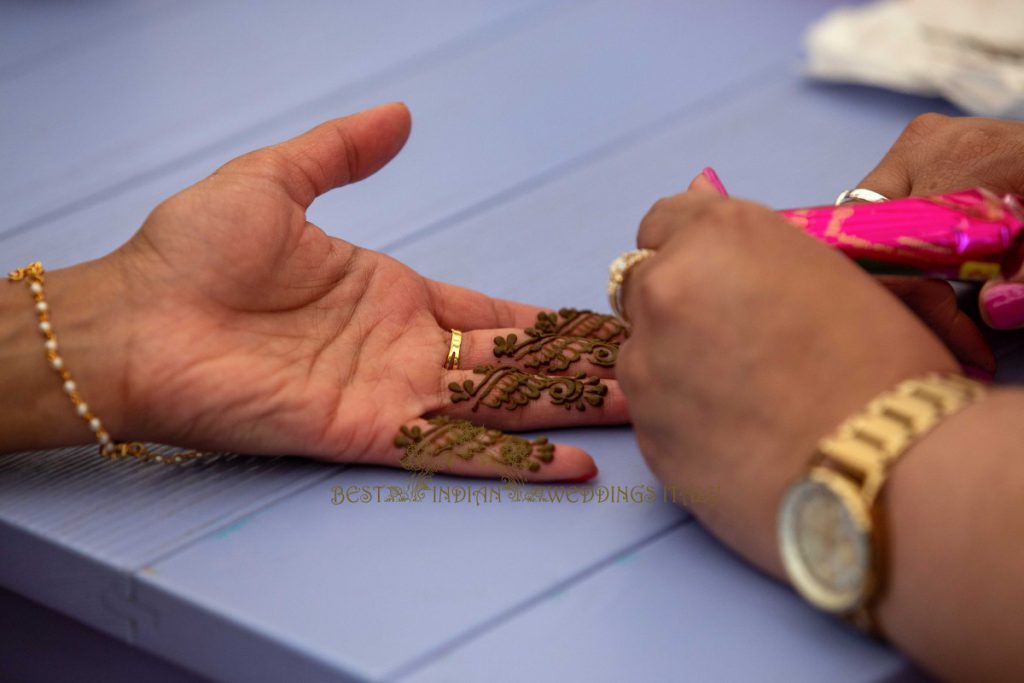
[435,368,629,430]
[637,191,724,250]
[427,279,545,330]
[687,167,729,197]
[457,329,618,379]
[855,141,914,200]
[980,277,1024,331]
[372,417,598,482]
[880,276,996,372]
[636,175,726,251]
[855,166,911,201]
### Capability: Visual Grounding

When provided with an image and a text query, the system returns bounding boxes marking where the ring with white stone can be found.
[835,188,889,206]
[607,248,656,322]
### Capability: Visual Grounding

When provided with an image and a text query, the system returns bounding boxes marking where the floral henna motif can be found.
[449,365,608,412]
[492,308,628,372]
[394,415,554,473]
[493,333,618,371]
[529,308,628,341]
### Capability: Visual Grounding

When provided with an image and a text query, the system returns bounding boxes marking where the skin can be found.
[0,103,629,481]
[621,116,1024,681]
[856,113,1024,332]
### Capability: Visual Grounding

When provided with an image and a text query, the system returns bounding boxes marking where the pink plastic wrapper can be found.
[779,188,1024,280]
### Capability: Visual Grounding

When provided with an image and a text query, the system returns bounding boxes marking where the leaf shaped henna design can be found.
[528,308,629,342]
[394,415,554,473]
[449,365,608,412]
[493,308,627,372]
[493,332,619,371]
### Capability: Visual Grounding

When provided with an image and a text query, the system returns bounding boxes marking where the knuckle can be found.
[244,148,294,177]
[631,261,685,320]
[648,195,680,216]
[616,340,643,390]
[636,214,666,249]
[903,112,951,141]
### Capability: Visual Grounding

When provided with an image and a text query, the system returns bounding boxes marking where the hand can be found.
[857,113,1024,199]
[46,104,627,480]
[616,191,957,574]
[692,157,997,375]
[856,113,1024,331]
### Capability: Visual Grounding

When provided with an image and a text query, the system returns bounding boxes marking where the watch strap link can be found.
[815,372,985,504]
[811,372,985,635]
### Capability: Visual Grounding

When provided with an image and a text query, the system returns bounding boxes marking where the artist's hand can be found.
[858,113,1024,199]
[48,104,627,479]
[857,113,1024,332]
[617,191,957,574]
[692,156,997,376]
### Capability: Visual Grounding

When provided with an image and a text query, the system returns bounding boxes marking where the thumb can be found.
[216,102,412,207]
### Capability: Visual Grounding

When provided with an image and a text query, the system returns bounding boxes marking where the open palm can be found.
[110,104,627,480]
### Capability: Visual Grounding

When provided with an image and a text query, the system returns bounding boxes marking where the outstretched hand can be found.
[96,103,627,480]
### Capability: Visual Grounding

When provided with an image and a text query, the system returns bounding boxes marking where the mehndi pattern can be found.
[449,365,607,412]
[394,415,554,473]
[492,308,628,372]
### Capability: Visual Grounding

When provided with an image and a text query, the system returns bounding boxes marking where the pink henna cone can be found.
[983,282,1024,329]
[701,166,729,197]
[779,189,1024,281]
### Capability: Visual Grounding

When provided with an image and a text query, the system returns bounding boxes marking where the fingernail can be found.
[983,283,1024,329]
[702,166,729,197]
[960,364,995,383]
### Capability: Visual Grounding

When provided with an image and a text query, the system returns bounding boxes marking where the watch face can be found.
[779,470,872,613]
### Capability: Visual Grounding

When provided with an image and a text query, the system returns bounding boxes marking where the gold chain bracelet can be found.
[8,262,203,464]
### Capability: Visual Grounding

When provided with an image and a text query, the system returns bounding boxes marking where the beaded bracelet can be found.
[8,262,202,464]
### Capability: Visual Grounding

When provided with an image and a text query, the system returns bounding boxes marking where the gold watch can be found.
[777,372,985,633]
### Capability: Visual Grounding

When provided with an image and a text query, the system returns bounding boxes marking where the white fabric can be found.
[804,0,1024,118]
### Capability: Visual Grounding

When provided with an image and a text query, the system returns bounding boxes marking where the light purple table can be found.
[3,1,995,681]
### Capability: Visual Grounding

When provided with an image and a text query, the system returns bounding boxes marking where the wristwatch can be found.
[777,372,985,634]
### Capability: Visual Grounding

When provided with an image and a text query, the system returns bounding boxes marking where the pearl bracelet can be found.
[8,262,201,464]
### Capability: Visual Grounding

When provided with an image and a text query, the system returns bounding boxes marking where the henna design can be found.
[530,308,628,341]
[493,308,627,372]
[493,333,618,371]
[449,365,607,412]
[394,415,554,473]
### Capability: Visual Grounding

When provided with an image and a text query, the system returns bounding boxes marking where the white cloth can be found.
[804,0,1024,118]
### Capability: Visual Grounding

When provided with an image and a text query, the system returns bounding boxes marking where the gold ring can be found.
[608,249,656,321]
[444,329,463,370]
[835,188,889,206]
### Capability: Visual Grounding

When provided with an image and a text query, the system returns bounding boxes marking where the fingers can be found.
[980,279,1024,331]
[637,191,723,250]
[689,167,729,197]
[855,155,913,201]
[459,328,619,378]
[356,417,598,482]
[637,170,730,249]
[427,279,545,330]
[435,366,630,430]
[214,102,412,207]
[879,276,996,371]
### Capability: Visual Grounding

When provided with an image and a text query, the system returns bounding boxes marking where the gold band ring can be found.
[835,188,889,206]
[444,329,463,370]
[608,249,656,322]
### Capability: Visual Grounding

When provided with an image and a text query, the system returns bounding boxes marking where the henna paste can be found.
[394,415,554,473]
[529,308,628,341]
[449,365,607,412]
[494,308,627,372]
